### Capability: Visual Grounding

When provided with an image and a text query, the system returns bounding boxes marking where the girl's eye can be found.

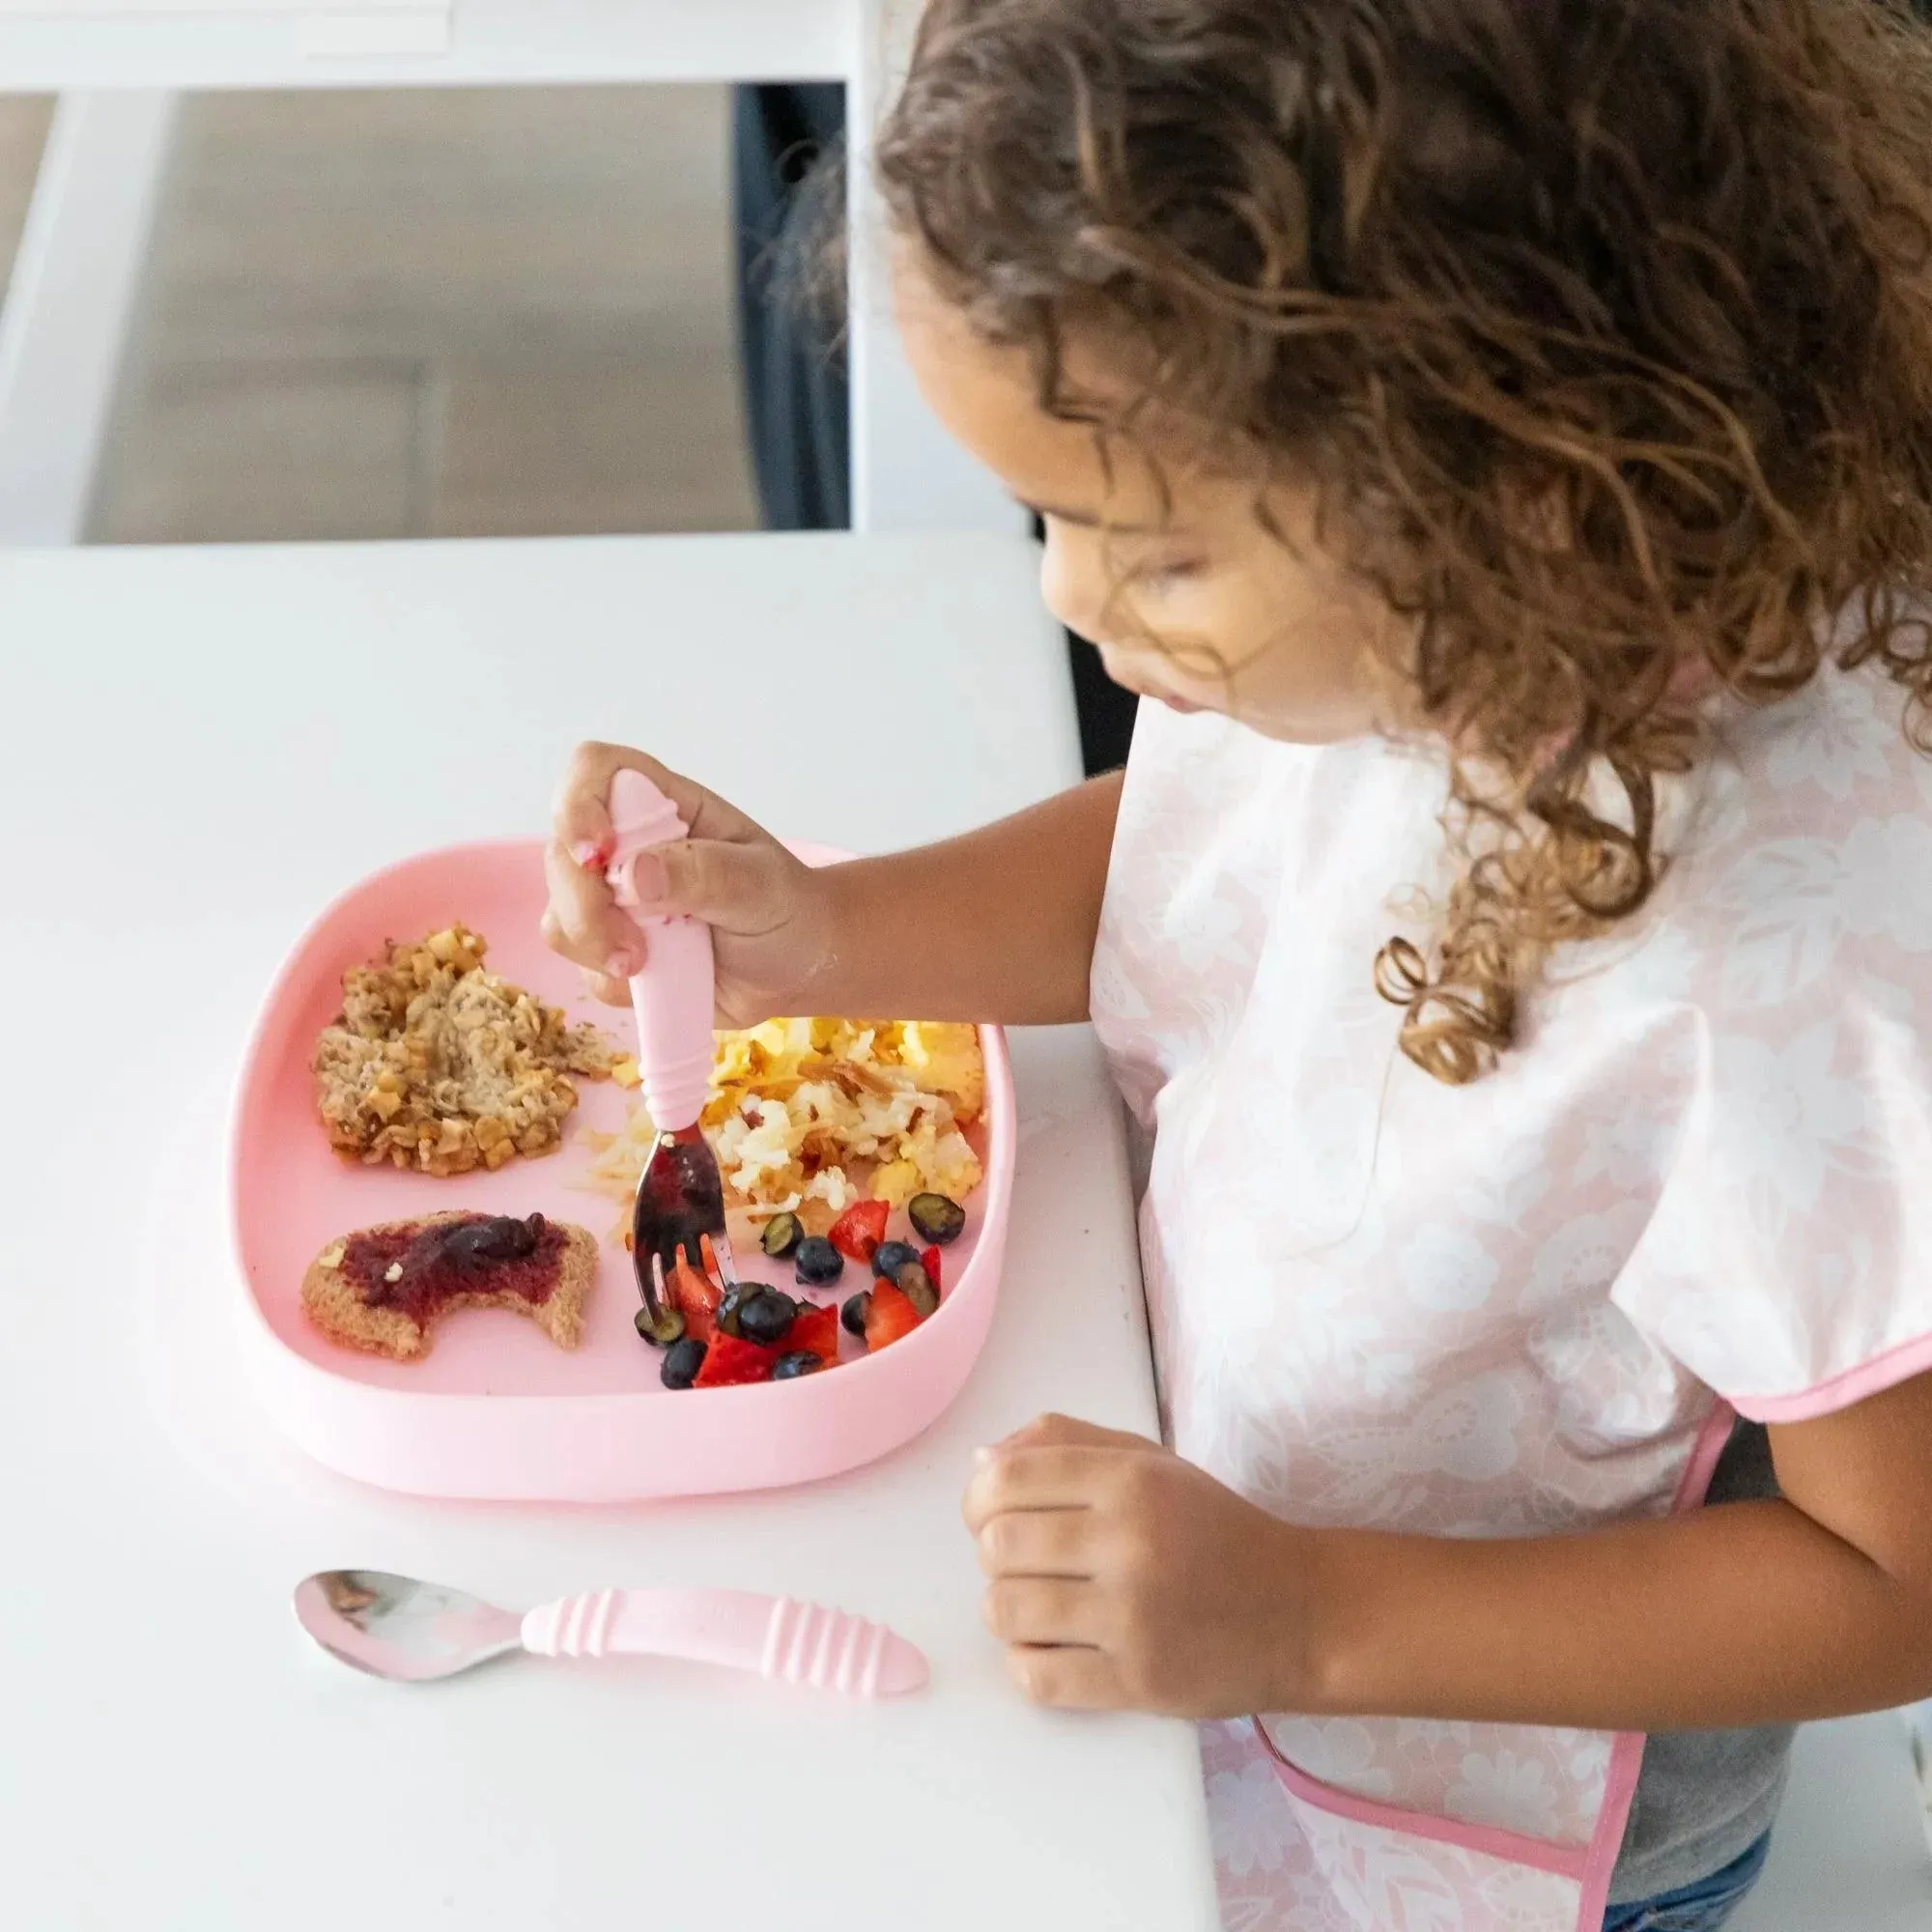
[1134,559,1205,595]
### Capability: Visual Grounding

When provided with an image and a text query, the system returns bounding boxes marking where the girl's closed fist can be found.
[963,1413,1321,1719]
[541,741,834,1028]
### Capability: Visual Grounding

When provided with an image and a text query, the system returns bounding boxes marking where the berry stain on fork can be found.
[632,1125,737,1343]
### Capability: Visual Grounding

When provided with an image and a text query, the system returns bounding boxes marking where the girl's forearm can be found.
[800,772,1124,1025]
[1293,1498,1932,1730]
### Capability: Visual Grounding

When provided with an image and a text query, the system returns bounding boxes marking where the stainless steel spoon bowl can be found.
[295,1571,524,1682]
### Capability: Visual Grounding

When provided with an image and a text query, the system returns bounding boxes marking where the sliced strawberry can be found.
[865,1277,922,1353]
[920,1245,943,1295]
[694,1330,779,1387]
[670,1257,722,1342]
[789,1297,841,1368]
[830,1198,889,1264]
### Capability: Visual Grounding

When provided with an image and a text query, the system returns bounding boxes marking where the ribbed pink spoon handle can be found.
[520,1588,928,1698]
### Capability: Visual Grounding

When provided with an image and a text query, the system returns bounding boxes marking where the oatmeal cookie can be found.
[312,924,615,1176]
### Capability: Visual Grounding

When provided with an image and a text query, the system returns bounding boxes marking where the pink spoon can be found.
[295,1570,928,1697]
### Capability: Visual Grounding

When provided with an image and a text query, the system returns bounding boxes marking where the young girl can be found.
[544,3,1932,1925]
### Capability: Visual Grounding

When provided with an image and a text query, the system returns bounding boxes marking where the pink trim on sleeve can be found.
[1729,1331,1932,1424]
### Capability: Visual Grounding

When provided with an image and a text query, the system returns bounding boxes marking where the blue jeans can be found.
[1602,1833,1772,1931]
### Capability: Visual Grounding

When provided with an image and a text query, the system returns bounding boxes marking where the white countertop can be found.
[0,533,1219,1932]
[6,531,1925,1932]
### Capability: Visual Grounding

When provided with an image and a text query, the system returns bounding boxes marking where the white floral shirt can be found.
[1089,666,1932,1930]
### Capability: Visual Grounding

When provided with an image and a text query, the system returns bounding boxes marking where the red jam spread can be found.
[342,1213,564,1323]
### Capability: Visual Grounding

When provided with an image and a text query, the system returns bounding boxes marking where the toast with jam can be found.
[301,1210,596,1360]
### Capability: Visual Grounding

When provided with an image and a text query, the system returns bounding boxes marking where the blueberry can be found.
[908,1193,966,1246]
[840,1291,872,1338]
[759,1211,804,1259]
[661,1337,706,1390]
[794,1236,844,1287]
[715,1285,747,1338]
[871,1238,921,1283]
[772,1350,822,1379]
[635,1305,687,1348]
[440,1212,543,1267]
[737,1289,799,1348]
[895,1259,938,1319]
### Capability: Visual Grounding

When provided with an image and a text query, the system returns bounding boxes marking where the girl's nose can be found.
[1037,524,1108,645]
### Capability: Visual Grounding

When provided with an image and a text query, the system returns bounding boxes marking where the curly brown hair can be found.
[873,0,1932,1082]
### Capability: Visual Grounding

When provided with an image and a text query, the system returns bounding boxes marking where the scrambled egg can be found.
[579,1017,985,1234]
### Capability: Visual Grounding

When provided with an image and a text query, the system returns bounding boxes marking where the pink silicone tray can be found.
[228,838,1013,1501]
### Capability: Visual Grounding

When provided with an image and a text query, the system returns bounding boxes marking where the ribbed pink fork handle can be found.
[605,769,716,1133]
[519,1588,928,1698]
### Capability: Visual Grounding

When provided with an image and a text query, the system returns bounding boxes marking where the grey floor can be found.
[0,87,760,544]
